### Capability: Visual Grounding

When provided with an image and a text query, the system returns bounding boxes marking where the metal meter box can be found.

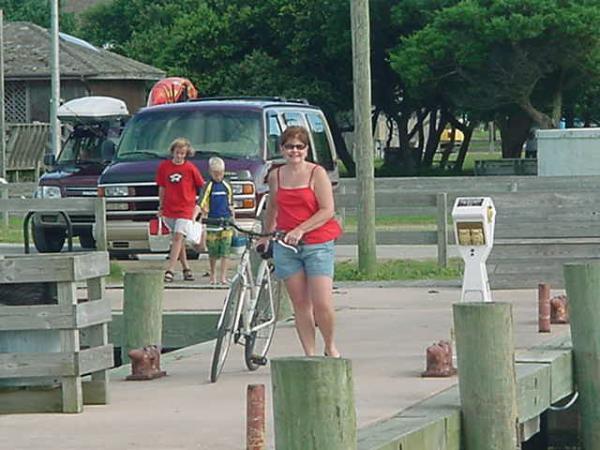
[452,197,496,302]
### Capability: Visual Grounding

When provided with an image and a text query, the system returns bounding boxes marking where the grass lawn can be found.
[0,217,25,243]
[334,258,463,281]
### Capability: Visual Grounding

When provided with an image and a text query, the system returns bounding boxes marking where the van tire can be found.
[33,225,66,253]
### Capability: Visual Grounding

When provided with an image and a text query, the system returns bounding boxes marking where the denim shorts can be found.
[273,240,335,280]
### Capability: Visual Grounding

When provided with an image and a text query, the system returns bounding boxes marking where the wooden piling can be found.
[121,271,163,364]
[453,302,519,450]
[247,384,266,450]
[564,262,600,449]
[538,283,551,333]
[271,357,356,450]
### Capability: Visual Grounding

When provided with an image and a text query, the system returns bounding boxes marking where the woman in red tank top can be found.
[258,126,342,358]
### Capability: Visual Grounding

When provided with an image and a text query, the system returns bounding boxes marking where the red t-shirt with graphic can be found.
[156,160,205,219]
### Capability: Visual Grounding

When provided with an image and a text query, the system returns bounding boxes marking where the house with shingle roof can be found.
[4,21,164,123]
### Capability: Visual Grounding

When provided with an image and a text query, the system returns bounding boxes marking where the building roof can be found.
[4,21,165,81]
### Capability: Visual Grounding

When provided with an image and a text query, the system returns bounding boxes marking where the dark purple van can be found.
[98,97,339,256]
[32,96,128,252]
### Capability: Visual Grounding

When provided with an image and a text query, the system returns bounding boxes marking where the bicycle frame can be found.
[215,234,276,342]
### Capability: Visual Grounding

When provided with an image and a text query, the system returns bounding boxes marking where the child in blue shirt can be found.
[199,157,234,285]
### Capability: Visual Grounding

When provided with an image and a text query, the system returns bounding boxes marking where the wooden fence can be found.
[5,123,50,182]
[338,175,600,288]
[0,252,112,413]
[0,192,107,252]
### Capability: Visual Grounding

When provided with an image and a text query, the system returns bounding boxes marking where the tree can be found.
[0,0,77,33]
[390,0,600,157]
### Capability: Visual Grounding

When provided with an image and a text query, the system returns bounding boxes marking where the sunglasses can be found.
[283,143,307,150]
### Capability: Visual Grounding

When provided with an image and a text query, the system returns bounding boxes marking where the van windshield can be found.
[116,109,262,161]
[58,122,121,164]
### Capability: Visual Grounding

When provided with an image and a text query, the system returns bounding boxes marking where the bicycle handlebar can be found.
[201,217,301,253]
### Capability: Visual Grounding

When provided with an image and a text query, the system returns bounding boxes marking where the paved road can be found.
[0,285,569,450]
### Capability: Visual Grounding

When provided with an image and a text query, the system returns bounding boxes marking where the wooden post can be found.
[94,198,107,251]
[1,187,7,227]
[538,283,551,333]
[564,262,600,449]
[453,302,519,449]
[351,0,377,276]
[436,192,448,267]
[121,271,163,365]
[57,281,83,413]
[271,357,356,450]
[247,384,266,450]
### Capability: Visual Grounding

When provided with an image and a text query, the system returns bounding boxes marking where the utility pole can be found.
[50,0,61,156]
[0,10,5,182]
[351,0,377,275]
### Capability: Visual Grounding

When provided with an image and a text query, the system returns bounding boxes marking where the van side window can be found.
[267,113,281,159]
[283,112,314,162]
[306,112,335,170]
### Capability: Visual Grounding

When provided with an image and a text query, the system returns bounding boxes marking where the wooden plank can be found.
[76,299,112,328]
[0,351,75,378]
[0,386,63,413]
[0,256,73,283]
[94,198,107,251]
[84,322,110,405]
[57,281,82,413]
[0,197,97,213]
[86,277,105,301]
[335,192,437,208]
[516,363,551,423]
[72,252,110,281]
[337,206,437,216]
[77,345,113,375]
[338,230,438,245]
[0,304,74,331]
[516,349,574,403]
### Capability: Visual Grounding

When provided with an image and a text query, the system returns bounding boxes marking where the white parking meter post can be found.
[452,197,496,302]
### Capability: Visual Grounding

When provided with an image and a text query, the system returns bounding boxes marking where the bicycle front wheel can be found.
[245,260,280,371]
[210,274,243,383]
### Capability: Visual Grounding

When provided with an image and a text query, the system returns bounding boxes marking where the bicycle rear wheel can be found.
[245,260,280,371]
[210,274,243,383]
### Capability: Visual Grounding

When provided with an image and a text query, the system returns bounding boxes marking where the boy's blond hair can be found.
[208,156,225,172]
[169,137,194,157]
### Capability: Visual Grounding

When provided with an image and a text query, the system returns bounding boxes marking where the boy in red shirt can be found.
[156,138,205,282]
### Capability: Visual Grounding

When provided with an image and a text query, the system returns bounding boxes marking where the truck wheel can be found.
[32,224,66,253]
[78,230,96,249]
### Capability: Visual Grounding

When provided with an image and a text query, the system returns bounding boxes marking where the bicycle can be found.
[202,217,298,383]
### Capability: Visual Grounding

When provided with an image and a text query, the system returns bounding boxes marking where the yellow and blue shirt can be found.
[200,179,233,218]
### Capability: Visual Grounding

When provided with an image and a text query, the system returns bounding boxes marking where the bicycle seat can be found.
[256,241,273,259]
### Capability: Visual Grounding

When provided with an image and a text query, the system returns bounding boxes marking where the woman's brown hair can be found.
[280,126,310,148]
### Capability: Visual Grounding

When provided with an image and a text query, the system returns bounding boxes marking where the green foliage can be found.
[390,0,600,126]
[0,0,77,33]
[334,258,463,281]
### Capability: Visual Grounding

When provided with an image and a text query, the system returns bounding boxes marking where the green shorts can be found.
[206,229,233,258]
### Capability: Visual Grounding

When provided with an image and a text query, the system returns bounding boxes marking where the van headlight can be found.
[34,186,61,198]
[104,186,130,197]
[232,182,255,195]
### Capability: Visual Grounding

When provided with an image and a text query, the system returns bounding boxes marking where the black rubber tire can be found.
[78,229,96,249]
[210,275,243,383]
[244,260,279,371]
[32,223,66,253]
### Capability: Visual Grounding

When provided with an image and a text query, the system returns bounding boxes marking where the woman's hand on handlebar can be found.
[284,227,304,246]
[256,236,270,253]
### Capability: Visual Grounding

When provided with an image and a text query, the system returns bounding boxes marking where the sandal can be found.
[183,268,195,281]
[164,270,174,283]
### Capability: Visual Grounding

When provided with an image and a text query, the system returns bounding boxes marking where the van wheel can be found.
[186,249,200,260]
[33,225,66,253]
[78,230,96,249]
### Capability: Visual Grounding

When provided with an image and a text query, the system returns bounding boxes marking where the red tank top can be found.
[275,166,342,244]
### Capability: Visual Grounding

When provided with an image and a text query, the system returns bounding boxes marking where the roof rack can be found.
[190,96,310,105]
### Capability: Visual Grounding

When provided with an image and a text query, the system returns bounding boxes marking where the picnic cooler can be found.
[148,217,171,251]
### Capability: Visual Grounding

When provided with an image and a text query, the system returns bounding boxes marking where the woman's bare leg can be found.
[308,275,339,357]
[284,271,316,356]
[166,233,184,273]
